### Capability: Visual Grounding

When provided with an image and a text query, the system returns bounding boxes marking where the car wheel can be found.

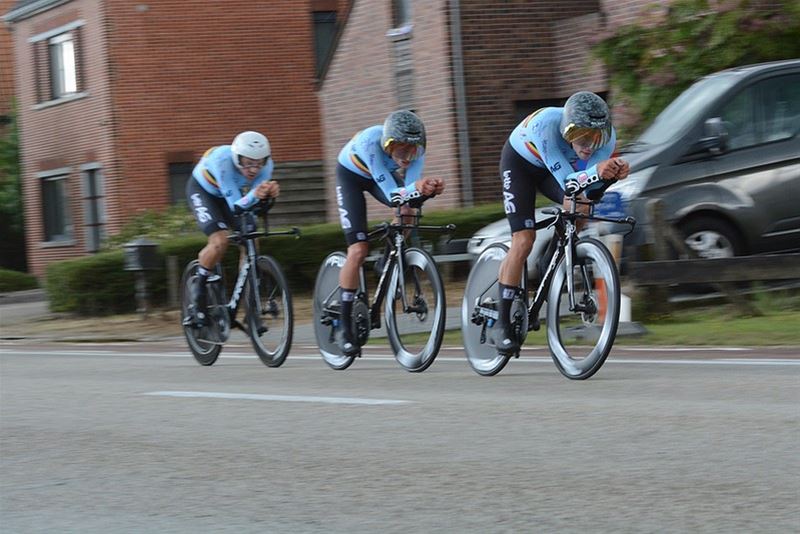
[679,216,744,259]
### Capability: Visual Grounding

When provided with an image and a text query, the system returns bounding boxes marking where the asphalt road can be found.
[1,341,799,533]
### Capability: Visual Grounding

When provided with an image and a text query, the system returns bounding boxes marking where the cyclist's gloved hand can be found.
[415,177,440,197]
[255,180,280,200]
[597,159,620,180]
[613,158,630,180]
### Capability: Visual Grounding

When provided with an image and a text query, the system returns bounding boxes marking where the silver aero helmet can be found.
[381,110,426,160]
[231,131,271,170]
[559,91,612,150]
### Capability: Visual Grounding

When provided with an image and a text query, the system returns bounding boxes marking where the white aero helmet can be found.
[231,131,271,170]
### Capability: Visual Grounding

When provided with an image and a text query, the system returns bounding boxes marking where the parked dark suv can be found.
[603,59,800,259]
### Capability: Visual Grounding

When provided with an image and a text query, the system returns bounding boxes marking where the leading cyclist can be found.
[335,110,445,356]
[493,91,630,355]
[185,131,280,326]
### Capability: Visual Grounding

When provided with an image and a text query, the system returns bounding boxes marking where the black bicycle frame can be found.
[322,204,454,330]
[471,192,635,334]
[223,208,300,332]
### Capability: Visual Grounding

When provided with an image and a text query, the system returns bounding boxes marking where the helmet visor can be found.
[383,139,423,161]
[562,124,611,151]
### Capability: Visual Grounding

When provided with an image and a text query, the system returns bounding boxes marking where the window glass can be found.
[82,168,105,252]
[392,0,411,29]
[168,162,193,205]
[312,11,337,75]
[760,74,800,143]
[718,86,756,151]
[49,32,78,98]
[42,175,73,242]
[638,73,738,146]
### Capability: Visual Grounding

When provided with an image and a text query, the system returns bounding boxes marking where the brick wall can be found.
[321,0,660,208]
[318,0,461,233]
[457,0,655,203]
[10,0,333,277]
[0,0,14,117]
[11,0,118,277]
[103,1,325,227]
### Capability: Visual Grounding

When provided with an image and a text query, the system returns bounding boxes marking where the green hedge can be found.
[45,202,504,315]
[0,267,39,292]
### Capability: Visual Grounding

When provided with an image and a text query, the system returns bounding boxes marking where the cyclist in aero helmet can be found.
[333,110,445,356]
[185,131,280,326]
[492,91,629,355]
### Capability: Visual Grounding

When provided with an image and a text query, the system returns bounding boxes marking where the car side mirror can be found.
[696,117,729,155]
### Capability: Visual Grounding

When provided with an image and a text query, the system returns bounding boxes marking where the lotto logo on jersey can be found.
[503,170,512,190]
[338,207,351,229]
[190,193,212,223]
[503,191,516,214]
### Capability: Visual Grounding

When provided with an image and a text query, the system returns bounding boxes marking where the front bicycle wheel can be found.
[385,247,445,372]
[248,255,293,367]
[546,237,620,379]
[312,252,356,370]
[462,244,527,376]
[180,260,222,366]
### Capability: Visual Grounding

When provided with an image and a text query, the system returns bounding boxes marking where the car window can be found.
[718,73,800,150]
[637,73,738,146]
[761,73,800,143]
[719,85,757,150]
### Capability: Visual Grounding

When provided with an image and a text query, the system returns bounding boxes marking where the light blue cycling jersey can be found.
[509,107,617,192]
[337,125,425,204]
[192,145,274,211]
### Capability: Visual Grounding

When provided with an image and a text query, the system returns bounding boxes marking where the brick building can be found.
[4,0,349,277]
[0,0,13,120]
[319,0,656,221]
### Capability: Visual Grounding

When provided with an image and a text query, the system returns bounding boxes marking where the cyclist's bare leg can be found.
[191,230,229,322]
[499,229,534,286]
[198,230,229,271]
[339,241,368,290]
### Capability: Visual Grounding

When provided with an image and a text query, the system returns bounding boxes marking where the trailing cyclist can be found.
[494,91,630,355]
[335,110,445,357]
[186,131,280,326]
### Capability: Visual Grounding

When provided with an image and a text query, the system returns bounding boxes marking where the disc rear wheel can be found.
[181,260,222,366]
[462,244,523,376]
[312,252,356,370]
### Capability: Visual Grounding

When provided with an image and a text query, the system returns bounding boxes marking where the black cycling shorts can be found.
[335,163,395,246]
[499,140,565,233]
[186,179,235,236]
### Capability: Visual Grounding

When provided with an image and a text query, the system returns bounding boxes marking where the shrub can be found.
[593,0,800,140]
[44,202,504,315]
[0,267,38,292]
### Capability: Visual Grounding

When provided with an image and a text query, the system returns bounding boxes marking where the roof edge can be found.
[4,0,73,23]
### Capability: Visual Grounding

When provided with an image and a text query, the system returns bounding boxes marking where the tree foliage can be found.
[0,107,27,271]
[593,0,800,140]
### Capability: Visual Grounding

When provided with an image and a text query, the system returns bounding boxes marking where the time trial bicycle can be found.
[462,177,635,379]
[312,201,455,372]
[181,199,299,367]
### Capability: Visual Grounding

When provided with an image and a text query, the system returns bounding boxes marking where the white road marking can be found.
[144,390,412,405]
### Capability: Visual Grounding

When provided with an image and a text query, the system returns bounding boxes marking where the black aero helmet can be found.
[559,91,612,150]
[381,110,426,159]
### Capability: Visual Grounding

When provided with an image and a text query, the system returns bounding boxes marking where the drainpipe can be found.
[448,0,473,207]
